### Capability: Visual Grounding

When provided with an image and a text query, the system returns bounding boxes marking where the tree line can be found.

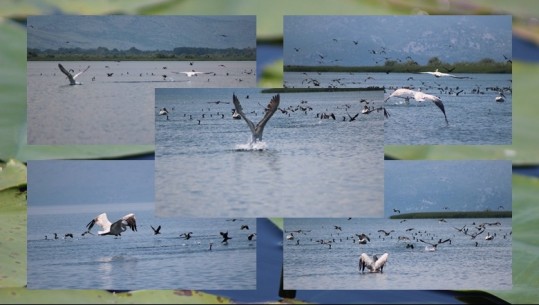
[285,56,511,73]
[27,46,256,61]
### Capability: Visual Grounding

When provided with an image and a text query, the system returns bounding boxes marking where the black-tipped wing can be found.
[58,63,72,78]
[255,94,280,132]
[86,218,96,231]
[232,93,256,135]
[431,98,449,124]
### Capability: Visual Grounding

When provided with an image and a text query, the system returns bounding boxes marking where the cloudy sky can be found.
[384,160,512,217]
[284,15,512,66]
[28,15,256,51]
[27,160,154,214]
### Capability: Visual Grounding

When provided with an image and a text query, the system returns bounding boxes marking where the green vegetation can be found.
[260,87,383,94]
[285,56,512,74]
[27,46,256,61]
[390,210,512,219]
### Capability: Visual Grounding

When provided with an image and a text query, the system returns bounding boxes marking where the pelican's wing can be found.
[93,213,112,235]
[430,97,449,124]
[86,218,96,232]
[122,213,137,232]
[255,94,280,132]
[232,93,256,135]
[72,65,90,79]
[58,63,73,78]
[419,239,435,247]
[373,253,389,271]
[58,63,75,84]
[359,253,374,272]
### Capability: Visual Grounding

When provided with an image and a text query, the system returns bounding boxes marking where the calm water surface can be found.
[27,61,256,145]
[283,217,511,290]
[155,89,384,218]
[27,209,256,290]
[285,72,512,145]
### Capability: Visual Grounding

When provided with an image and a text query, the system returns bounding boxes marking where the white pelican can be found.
[485,232,494,240]
[176,71,213,77]
[384,88,448,124]
[286,232,294,240]
[158,107,169,116]
[419,238,451,251]
[356,233,370,244]
[359,253,389,273]
[420,69,471,79]
[58,63,90,85]
[495,92,506,103]
[85,213,137,236]
[232,93,280,143]
[232,109,241,119]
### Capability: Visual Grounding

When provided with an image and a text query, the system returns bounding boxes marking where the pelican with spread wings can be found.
[58,63,90,85]
[85,213,137,236]
[359,253,389,273]
[232,93,280,143]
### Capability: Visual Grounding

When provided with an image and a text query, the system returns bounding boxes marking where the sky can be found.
[27,15,256,51]
[384,160,512,217]
[284,15,512,66]
[27,160,154,214]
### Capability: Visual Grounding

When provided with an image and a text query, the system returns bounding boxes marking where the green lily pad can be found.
[487,174,539,303]
[0,159,27,191]
[385,61,539,165]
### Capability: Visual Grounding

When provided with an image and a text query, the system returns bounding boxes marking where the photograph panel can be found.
[155,88,384,218]
[283,15,512,145]
[26,160,256,290]
[27,15,256,145]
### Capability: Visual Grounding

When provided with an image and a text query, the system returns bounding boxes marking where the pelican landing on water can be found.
[58,63,90,85]
[359,253,389,273]
[85,213,137,236]
[384,88,449,125]
[232,93,280,144]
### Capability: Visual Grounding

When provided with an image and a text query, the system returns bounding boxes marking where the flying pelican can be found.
[377,229,394,236]
[420,68,471,79]
[359,253,389,273]
[232,93,280,143]
[175,71,213,77]
[180,232,193,240]
[58,63,90,85]
[85,213,137,236]
[220,231,232,243]
[384,88,448,124]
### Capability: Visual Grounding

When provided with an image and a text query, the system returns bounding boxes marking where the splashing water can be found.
[235,141,268,151]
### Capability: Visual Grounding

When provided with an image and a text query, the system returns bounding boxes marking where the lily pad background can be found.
[1,0,538,303]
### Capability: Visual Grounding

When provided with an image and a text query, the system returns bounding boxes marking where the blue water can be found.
[284,218,511,290]
[27,209,256,290]
[154,88,384,218]
[285,72,512,145]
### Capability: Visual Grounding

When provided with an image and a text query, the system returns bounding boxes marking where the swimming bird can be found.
[485,232,494,240]
[151,225,161,235]
[286,232,295,240]
[232,93,280,143]
[420,68,471,79]
[384,88,448,124]
[356,233,370,244]
[58,63,90,85]
[495,91,506,103]
[85,213,137,236]
[180,232,193,240]
[248,233,256,241]
[359,253,389,273]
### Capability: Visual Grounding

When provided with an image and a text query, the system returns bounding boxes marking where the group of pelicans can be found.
[284,218,511,274]
[43,213,256,250]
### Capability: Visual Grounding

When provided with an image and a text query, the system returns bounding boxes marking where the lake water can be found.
[27,60,256,145]
[154,88,384,218]
[283,217,512,290]
[285,72,512,145]
[27,209,257,290]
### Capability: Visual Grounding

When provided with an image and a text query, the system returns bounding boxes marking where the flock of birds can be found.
[43,212,256,251]
[56,62,255,86]
[284,216,511,274]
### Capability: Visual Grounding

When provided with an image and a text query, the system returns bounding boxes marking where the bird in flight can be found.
[232,93,280,144]
[151,225,161,235]
[58,63,90,85]
[85,213,137,236]
[384,88,448,125]
[420,68,471,79]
